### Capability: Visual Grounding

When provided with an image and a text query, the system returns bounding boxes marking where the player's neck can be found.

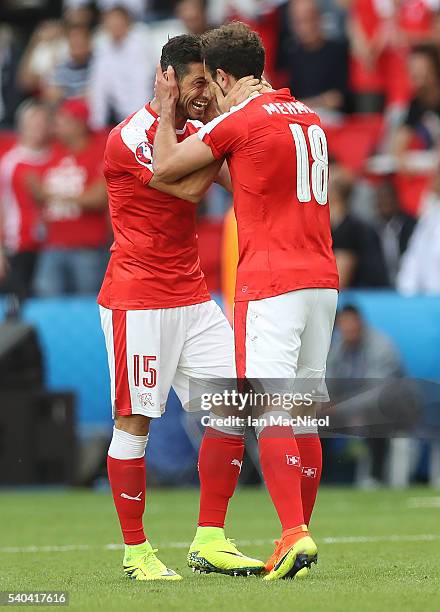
[150,98,187,130]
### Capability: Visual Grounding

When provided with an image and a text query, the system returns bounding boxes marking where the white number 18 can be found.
[289,123,328,205]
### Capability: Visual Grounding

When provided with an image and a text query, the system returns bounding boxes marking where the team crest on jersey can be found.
[135,141,153,167]
[138,392,154,409]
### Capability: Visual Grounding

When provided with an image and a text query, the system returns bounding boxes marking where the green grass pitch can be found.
[1,486,439,611]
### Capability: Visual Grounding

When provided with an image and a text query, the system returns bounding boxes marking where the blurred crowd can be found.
[2,0,440,300]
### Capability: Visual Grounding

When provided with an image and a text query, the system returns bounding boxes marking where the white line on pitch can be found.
[407,496,440,508]
[1,533,439,554]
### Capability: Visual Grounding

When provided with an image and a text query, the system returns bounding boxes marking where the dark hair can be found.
[201,21,265,80]
[160,34,203,81]
[338,304,361,318]
[410,44,440,78]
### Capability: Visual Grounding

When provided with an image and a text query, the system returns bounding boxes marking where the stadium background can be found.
[1,2,440,609]
[0,0,440,560]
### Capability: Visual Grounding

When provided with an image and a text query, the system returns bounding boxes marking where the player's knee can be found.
[207,411,246,437]
[294,423,318,436]
[115,414,151,437]
[109,417,150,460]
[254,410,292,439]
[294,401,318,436]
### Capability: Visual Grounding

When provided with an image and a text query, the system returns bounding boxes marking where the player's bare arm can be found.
[150,159,225,203]
[153,65,261,183]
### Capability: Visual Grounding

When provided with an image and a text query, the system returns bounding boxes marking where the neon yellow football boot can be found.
[263,525,317,581]
[123,541,182,581]
[188,527,265,577]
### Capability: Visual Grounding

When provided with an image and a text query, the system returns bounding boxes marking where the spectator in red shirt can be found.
[31,97,109,296]
[348,0,412,111]
[0,100,52,299]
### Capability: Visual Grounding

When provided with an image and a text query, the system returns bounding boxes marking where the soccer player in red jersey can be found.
[153,23,339,581]
[98,35,265,581]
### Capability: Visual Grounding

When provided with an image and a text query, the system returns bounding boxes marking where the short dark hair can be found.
[410,44,440,78]
[160,34,203,81]
[201,22,265,80]
[338,304,362,318]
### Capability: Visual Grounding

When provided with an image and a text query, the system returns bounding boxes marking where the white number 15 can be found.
[289,123,328,205]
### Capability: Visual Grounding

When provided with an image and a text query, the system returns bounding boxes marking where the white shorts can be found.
[99,300,235,418]
[234,288,338,400]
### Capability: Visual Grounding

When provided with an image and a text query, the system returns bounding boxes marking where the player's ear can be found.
[216,69,228,88]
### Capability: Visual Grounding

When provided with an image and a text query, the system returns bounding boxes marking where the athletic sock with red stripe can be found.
[107,427,148,545]
[258,425,305,531]
[198,427,245,527]
[296,434,322,525]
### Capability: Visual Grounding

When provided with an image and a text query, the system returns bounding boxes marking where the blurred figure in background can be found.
[373,179,416,286]
[327,303,405,486]
[0,100,52,299]
[393,45,440,169]
[30,98,108,296]
[277,0,349,117]
[0,24,24,128]
[16,20,68,97]
[176,0,208,35]
[397,164,440,294]
[88,6,155,129]
[315,0,349,41]
[43,24,92,104]
[329,168,389,288]
[348,0,413,114]
[328,304,404,378]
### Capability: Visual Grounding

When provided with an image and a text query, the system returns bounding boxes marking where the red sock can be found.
[296,435,322,525]
[198,427,244,527]
[258,426,304,531]
[107,455,146,545]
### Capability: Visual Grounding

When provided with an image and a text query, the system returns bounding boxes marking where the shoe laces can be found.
[138,549,167,575]
[225,538,240,553]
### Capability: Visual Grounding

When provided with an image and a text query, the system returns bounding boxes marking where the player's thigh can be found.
[173,300,235,409]
[296,289,338,399]
[234,292,309,389]
[99,306,184,418]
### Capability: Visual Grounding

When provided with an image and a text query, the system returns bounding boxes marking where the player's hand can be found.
[155,64,179,112]
[211,76,263,115]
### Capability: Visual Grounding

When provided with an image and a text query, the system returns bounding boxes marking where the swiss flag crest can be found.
[286,455,300,466]
[135,141,152,167]
[302,467,317,478]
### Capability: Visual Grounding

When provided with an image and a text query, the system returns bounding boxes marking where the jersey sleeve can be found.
[197,110,247,159]
[104,126,154,186]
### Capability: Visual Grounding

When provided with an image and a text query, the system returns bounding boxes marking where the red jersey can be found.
[0,145,50,253]
[40,135,108,249]
[97,104,210,310]
[198,89,339,302]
